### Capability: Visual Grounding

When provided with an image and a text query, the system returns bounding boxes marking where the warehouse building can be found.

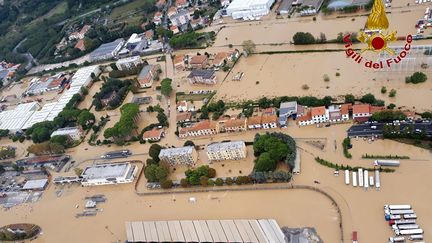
[0,102,40,131]
[81,162,138,187]
[22,179,48,191]
[116,56,143,70]
[207,141,247,162]
[69,65,100,87]
[159,146,198,167]
[90,39,125,61]
[226,0,275,19]
[125,219,286,243]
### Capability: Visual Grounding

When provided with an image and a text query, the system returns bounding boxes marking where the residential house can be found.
[74,39,86,51]
[145,30,154,40]
[159,146,198,167]
[170,25,180,34]
[137,65,158,88]
[179,120,218,138]
[116,56,143,71]
[352,104,371,122]
[213,52,229,68]
[297,112,314,126]
[247,115,262,129]
[169,9,190,31]
[167,6,178,17]
[189,55,208,69]
[175,0,189,8]
[328,105,342,123]
[340,103,350,121]
[177,100,195,112]
[278,101,297,127]
[263,107,276,116]
[173,54,185,70]
[311,106,328,123]
[207,141,247,162]
[261,115,278,129]
[187,69,217,85]
[51,127,83,141]
[218,118,247,133]
[69,25,91,40]
[143,128,165,142]
[176,112,192,123]
[153,12,163,25]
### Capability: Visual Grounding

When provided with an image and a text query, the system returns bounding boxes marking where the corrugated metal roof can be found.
[125,222,134,242]
[155,221,171,242]
[131,221,146,242]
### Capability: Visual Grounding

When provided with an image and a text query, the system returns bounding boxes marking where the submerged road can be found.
[347,121,432,137]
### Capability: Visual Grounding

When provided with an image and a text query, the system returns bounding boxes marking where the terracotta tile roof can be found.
[79,25,91,35]
[177,112,192,122]
[297,111,312,122]
[145,30,154,39]
[190,55,208,65]
[340,104,350,115]
[370,106,384,114]
[157,0,166,5]
[213,52,228,65]
[224,118,246,128]
[155,11,162,18]
[173,55,184,65]
[311,106,326,117]
[247,116,262,126]
[143,129,163,139]
[168,6,177,15]
[188,120,217,132]
[176,0,187,6]
[170,25,179,31]
[353,104,371,114]
[263,107,275,115]
[74,39,86,51]
[261,115,277,124]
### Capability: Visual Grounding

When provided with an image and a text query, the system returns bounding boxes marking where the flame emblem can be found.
[358,0,397,54]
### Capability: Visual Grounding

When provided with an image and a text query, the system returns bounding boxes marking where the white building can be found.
[0,102,40,131]
[51,127,83,141]
[81,162,138,186]
[311,106,329,124]
[207,141,247,162]
[116,56,143,70]
[159,146,198,167]
[70,65,101,87]
[226,0,275,19]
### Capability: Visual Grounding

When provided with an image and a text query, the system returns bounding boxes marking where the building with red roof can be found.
[353,104,371,122]
[143,128,165,142]
[311,106,328,123]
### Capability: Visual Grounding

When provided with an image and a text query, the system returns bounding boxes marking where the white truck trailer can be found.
[369,176,374,186]
[408,234,423,240]
[352,171,357,187]
[395,228,423,236]
[358,168,364,187]
[374,160,400,166]
[375,170,381,189]
[364,170,369,188]
[390,209,415,215]
[388,236,406,243]
[403,214,417,219]
[385,205,412,210]
[344,170,350,185]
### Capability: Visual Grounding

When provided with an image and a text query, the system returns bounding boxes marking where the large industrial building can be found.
[0,102,40,131]
[80,162,138,186]
[207,141,247,162]
[125,219,286,243]
[226,0,275,19]
[158,146,198,167]
[90,38,125,61]
[50,127,83,141]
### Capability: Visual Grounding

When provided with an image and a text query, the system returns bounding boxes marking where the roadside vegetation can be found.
[371,110,407,122]
[169,31,216,49]
[103,103,140,145]
[315,157,395,173]
[362,154,410,159]
[92,78,131,110]
[342,137,352,159]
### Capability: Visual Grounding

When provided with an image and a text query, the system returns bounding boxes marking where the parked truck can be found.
[385,205,412,210]
[388,236,406,243]
[374,160,400,167]
[403,214,417,219]
[394,224,419,230]
[352,231,358,243]
[395,228,423,236]
[358,168,364,187]
[364,170,369,189]
[375,170,381,189]
[390,209,415,215]
[389,219,417,225]
[345,170,350,185]
[352,171,357,187]
[369,176,374,186]
[408,234,423,240]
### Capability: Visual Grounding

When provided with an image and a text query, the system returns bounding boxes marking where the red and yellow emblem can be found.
[358,0,397,54]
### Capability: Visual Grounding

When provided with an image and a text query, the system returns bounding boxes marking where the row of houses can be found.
[278,101,386,127]
[178,114,278,138]
[173,51,240,70]
[159,141,247,167]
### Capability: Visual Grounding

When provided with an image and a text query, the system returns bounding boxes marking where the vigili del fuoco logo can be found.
[343,0,413,69]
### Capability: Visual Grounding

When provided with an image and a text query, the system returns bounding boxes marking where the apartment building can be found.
[179,120,218,138]
[206,141,247,162]
[159,146,198,167]
[311,106,329,123]
[116,56,143,70]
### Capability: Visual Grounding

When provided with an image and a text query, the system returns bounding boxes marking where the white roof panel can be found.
[125,222,135,242]
[221,220,243,242]
[131,221,146,242]
[249,220,269,243]
[155,221,171,242]
[168,220,185,242]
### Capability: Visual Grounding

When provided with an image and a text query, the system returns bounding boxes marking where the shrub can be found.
[342,137,352,159]
[381,86,387,94]
[180,178,189,188]
[405,72,427,84]
[160,179,173,189]
[215,178,224,186]
[323,74,330,82]
[389,89,397,97]
[302,84,309,90]
[335,72,340,77]
[225,177,234,185]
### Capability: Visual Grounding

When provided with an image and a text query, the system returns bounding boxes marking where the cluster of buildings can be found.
[89,32,163,62]
[277,0,324,16]
[0,61,19,87]
[80,162,138,187]
[174,51,239,71]
[178,114,278,138]
[0,66,100,131]
[158,141,247,167]
[137,64,161,88]
[55,25,92,55]
[24,73,70,95]
[277,101,386,127]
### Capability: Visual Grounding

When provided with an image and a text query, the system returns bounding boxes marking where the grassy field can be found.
[29,1,68,26]
[108,0,154,22]
[176,92,216,102]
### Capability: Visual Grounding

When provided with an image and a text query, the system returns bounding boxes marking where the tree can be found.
[254,152,277,172]
[160,78,173,96]
[200,176,209,186]
[149,144,162,162]
[225,177,234,185]
[293,32,316,45]
[242,40,256,55]
[78,110,95,129]
[180,178,189,187]
[160,179,173,189]
[258,97,272,109]
[31,127,51,143]
[157,112,168,127]
[215,178,224,186]
[389,89,397,97]
[406,72,427,84]
[421,112,432,119]
[184,140,195,146]
[208,168,216,178]
[50,135,70,147]
[144,164,159,182]
[110,63,118,70]
[381,86,387,94]
[345,94,355,104]
[360,93,376,104]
